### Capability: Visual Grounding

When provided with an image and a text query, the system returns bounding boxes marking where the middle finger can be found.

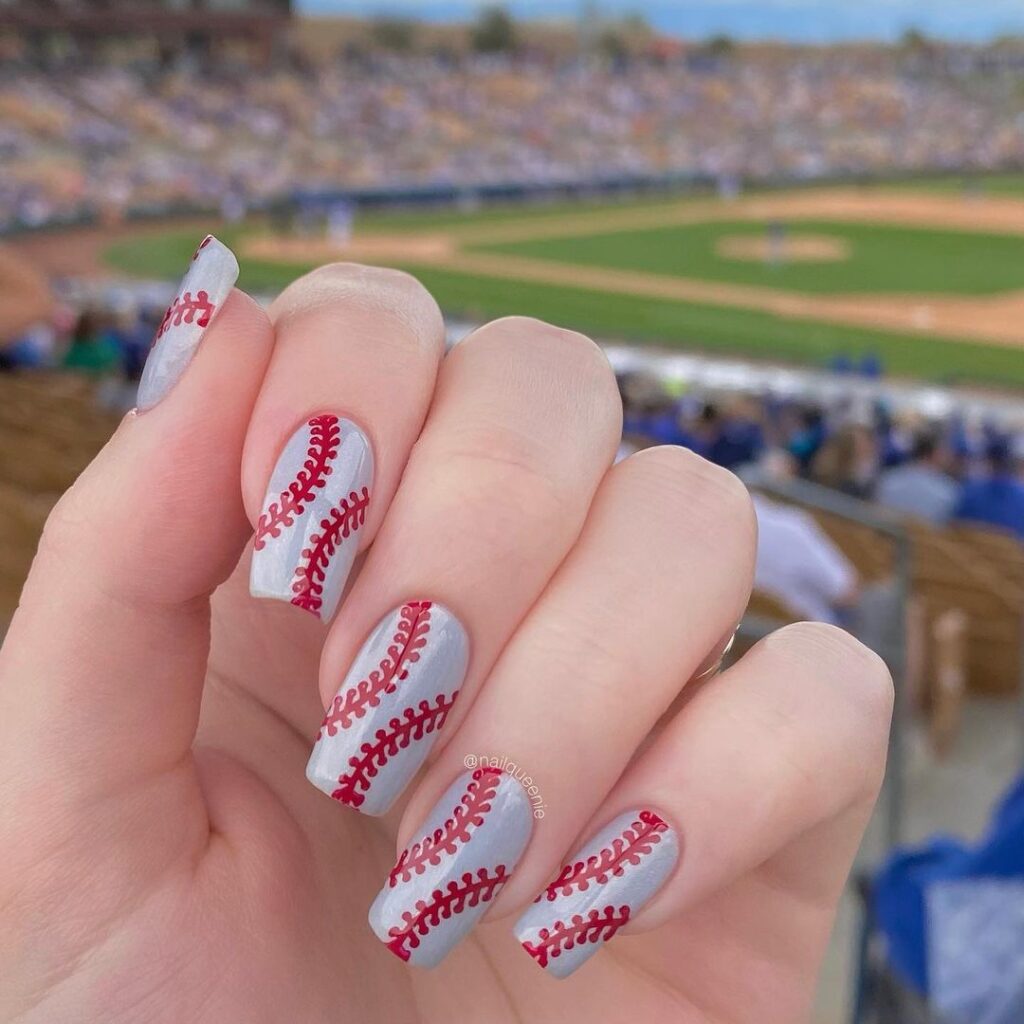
[307,316,623,816]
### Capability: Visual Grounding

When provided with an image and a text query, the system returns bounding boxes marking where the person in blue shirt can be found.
[955,439,1024,540]
[703,399,766,470]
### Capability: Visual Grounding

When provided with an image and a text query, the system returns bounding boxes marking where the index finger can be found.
[242,263,446,624]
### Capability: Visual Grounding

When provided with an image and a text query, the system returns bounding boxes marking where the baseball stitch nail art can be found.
[306,601,469,816]
[250,414,373,622]
[136,234,238,411]
[369,768,532,968]
[514,809,678,979]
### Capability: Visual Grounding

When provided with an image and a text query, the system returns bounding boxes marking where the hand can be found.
[0,245,892,1023]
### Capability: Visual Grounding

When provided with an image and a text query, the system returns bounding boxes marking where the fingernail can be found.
[136,235,238,411]
[514,809,678,978]
[306,601,468,816]
[370,768,532,968]
[250,414,373,621]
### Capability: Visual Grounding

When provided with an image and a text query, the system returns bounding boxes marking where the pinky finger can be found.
[513,622,893,979]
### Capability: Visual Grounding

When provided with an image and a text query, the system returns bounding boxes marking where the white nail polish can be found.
[307,601,468,816]
[514,809,678,978]
[370,768,532,968]
[136,235,238,411]
[250,414,373,622]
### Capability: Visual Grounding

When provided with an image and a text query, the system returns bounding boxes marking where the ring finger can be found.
[370,445,757,966]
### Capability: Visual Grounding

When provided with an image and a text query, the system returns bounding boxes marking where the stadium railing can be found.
[742,477,1024,847]
[739,477,913,847]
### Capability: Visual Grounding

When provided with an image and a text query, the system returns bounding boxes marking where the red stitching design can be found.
[255,415,340,552]
[191,234,213,260]
[331,693,457,808]
[388,767,502,888]
[290,486,370,616]
[535,810,668,903]
[385,866,508,962]
[522,905,631,969]
[156,289,215,340]
[318,601,433,740]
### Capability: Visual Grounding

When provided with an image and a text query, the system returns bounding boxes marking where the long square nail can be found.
[514,809,678,978]
[250,414,373,621]
[306,601,468,815]
[369,768,532,968]
[136,235,238,411]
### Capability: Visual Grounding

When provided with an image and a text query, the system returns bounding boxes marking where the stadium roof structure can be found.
[0,0,292,54]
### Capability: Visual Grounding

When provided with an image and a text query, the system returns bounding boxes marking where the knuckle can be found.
[431,437,571,539]
[271,261,443,348]
[22,487,95,606]
[36,487,88,563]
[769,621,894,743]
[477,315,595,352]
[457,316,622,443]
[629,445,756,537]
[474,316,615,385]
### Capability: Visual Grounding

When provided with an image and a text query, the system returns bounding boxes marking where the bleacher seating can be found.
[0,375,119,618]
[751,496,1023,698]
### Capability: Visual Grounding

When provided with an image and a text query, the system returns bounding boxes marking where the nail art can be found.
[370,768,532,968]
[250,414,373,621]
[306,601,468,816]
[514,809,678,979]
[136,235,238,411]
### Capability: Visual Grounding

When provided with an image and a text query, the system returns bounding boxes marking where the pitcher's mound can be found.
[717,233,850,263]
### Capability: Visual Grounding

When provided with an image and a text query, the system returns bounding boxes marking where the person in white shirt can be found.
[751,494,860,624]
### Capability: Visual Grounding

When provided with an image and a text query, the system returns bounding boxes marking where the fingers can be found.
[0,237,274,801]
[243,263,445,623]
[514,622,893,979]
[368,447,756,966]
[307,317,622,815]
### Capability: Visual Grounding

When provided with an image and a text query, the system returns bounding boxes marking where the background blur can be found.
[2,2,1024,1020]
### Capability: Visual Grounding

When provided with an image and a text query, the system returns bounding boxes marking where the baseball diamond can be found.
[84,180,1024,388]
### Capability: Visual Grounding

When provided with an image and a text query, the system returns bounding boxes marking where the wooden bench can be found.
[0,374,119,618]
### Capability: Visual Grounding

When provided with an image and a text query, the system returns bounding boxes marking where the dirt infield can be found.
[0,243,54,344]
[240,189,1024,348]
[244,232,456,264]
[6,218,213,280]
[715,233,850,263]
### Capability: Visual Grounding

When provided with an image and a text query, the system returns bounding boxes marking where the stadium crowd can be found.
[5,291,1022,538]
[4,43,1024,228]
[617,369,1024,565]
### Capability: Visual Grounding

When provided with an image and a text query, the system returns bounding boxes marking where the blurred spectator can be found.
[787,406,826,471]
[702,398,765,470]
[877,431,959,525]
[2,321,57,370]
[955,440,1024,540]
[61,311,120,377]
[106,305,154,383]
[752,493,860,624]
[810,423,879,499]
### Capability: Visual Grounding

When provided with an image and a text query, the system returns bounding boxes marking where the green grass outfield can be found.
[896,172,1024,196]
[480,219,1024,296]
[104,187,1024,389]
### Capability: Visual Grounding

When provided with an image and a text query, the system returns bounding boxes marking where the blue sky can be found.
[296,1,1024,43]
